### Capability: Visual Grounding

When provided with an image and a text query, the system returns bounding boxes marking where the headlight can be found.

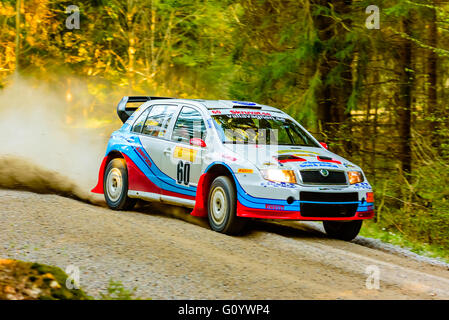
[261,169,297,184]
[348,171,364,184]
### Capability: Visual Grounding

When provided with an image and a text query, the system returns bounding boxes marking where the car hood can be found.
[223,144,360,171]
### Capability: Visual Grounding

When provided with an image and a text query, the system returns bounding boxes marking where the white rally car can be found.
[92,97,374,240]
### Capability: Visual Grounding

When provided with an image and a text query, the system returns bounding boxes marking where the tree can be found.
[397,15,413,174]
[314,0,354,150]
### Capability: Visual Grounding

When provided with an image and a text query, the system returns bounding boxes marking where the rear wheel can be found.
[207,176,246,235]
[323,220,363,241]
[104,158,136,210]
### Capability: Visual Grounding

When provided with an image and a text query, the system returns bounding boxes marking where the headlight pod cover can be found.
[261,169,297,184]
[347,171,364,184]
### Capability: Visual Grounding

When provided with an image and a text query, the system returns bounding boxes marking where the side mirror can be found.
[319,142,328,150]
[190,138,207,148]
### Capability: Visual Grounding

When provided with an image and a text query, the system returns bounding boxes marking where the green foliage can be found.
[30,263,91,300]
[360,221,449,263]
[368,157,449,257]
[100,280,146,300]
[1,0,449,259]
[0,260,90,300]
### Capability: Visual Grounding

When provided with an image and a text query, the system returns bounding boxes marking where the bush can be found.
[369,158,449,257]
[100,280,146,300]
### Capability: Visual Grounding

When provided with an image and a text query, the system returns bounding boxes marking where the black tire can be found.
[323,220,363,241]
[103,158,136,210]
[207,176,247,235]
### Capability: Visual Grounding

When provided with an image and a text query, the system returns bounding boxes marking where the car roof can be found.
[152,98,285,114]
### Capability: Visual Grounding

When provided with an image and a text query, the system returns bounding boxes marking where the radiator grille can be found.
[300,170,347,185]
[299,191,359,218]
[300,203,358,218]
[300,192,358,202]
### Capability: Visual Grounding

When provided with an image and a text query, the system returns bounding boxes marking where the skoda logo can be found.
[319,169,329,177]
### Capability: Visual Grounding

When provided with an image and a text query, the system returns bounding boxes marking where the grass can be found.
[360,220,449,264]
[354,154,449,266]
[100,280,148,300]
[0,259,91,300]
[0,260,149,300]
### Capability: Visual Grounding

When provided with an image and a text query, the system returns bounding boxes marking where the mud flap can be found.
[91,156,108,194]
[190,172,214,217]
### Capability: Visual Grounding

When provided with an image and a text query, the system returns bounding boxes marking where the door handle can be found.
[163,148,172,155]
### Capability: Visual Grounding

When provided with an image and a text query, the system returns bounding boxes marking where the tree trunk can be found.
[15,0,21,72]
[427,3,439,151]
[315,0,353,151]
[397,17,413,175]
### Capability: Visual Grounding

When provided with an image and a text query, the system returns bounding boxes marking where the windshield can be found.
[212,113,319,147]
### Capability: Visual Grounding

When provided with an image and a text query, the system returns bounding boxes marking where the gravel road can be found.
[1,189,449,299]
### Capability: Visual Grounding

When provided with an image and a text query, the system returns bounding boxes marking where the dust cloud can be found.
[0,77,107,204]
[0,78,203,222]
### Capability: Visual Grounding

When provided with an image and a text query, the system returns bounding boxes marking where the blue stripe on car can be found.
[105,136,373,213]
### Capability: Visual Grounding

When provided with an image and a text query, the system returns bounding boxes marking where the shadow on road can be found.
[132,200,210,228]
[249,220,327,239]
[132,200,330,240]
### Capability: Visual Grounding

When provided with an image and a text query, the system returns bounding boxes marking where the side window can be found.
[132,107,151,133]
[142,105,178,138]
[171,107,206,144]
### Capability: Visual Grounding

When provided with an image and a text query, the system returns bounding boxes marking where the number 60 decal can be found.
[177,161,190,185]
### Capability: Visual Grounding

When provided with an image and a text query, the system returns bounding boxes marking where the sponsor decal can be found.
[277,149,319,155]
[299,161,339,168]
[343,163,356,168]
[265,204,285,210]
[221,154,237,161]
[211,110,221,114]
[224,112,282,121]
[317,156,342,164]
[126,114,136,123]
[276,155,307,163]
[173,146,197,162]
[238,168,254,174]
[232,101,257,106]
[353,182,371,190]
[207,118,214,128]
[229,110,271,116]
[135,146,152,167]
[293,153,316,157]
[260,181,297,189]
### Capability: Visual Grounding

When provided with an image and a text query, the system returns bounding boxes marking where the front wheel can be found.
[207,176,246,235]
[104,158,136,210]
[323,220,363,241]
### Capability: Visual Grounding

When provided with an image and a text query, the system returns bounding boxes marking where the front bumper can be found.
[236,200,375,220]
[234,173,375,220]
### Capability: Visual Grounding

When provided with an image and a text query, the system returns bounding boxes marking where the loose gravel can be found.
[1,189,449,299]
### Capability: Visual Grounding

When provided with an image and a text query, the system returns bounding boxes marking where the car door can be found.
[161,106,207,189]
[133,104,180,197]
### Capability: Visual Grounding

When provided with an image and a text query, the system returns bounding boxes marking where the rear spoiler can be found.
[117,96,173,123]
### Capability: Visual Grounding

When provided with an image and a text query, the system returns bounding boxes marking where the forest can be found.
[1,0,448,259]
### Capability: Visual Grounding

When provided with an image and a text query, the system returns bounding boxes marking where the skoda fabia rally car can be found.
[92,96,374,240]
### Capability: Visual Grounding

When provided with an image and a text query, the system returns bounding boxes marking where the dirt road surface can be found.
[1,189,449,299]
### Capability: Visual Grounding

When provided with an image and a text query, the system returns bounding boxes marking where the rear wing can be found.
[117,96,173,123]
